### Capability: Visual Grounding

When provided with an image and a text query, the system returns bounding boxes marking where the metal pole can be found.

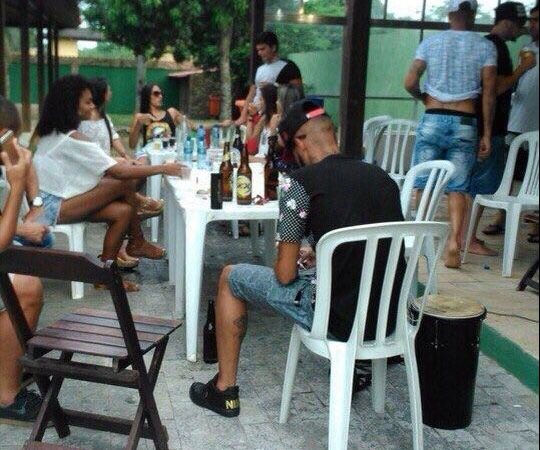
[37,1,45,111]
[250,0,266,84]
[54,25,60,80]
[47,26,54,90]
[0,0,6,97]
[339,0,372,157]
[20,0,31,131]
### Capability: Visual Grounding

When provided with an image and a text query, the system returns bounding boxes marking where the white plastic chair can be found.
[463,131,539,277]
[401,161,456,295]
[374,119,417,189]
[50,223,87,299]
[279,222,449,450]
[363,115,392,164]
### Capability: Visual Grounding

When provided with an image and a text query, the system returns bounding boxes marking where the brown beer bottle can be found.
[236,141,252,205]
[265,136,279,200]
[220,142,233,202]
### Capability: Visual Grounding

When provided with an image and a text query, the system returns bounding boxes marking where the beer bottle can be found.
[231,126,243,168]
[236,140,252,205]
[203,300,218,364]
[220,142,234,202]
[265,135,279,201]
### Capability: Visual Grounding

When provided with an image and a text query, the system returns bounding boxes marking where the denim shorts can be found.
[228,264,315,332]
[469,136,507,197]
[413,112,478,193]
[40,191,63,226]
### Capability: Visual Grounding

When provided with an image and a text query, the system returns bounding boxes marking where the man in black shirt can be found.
[189,100,405,418]
[467,1,535,256]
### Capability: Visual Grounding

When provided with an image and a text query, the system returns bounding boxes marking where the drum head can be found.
[414,295,486,320]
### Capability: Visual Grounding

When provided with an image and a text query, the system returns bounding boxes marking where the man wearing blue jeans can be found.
[189,100,405,417]
[468,2,535,256]
[404,0,497,268]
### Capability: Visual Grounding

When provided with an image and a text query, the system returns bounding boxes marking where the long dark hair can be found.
[0,95,21,135]
[139,83,159,114]
[261,83,278,124]
[89,77,113,148]
[36,75,92,137]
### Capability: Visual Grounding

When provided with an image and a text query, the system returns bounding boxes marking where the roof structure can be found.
[4,0,80,28]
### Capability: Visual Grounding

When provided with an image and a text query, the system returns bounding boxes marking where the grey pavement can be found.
[0,223,538,450]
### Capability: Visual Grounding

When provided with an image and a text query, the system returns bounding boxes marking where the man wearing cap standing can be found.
[189,100,406,417]
[467,2,536,256]
[404,0,498,268]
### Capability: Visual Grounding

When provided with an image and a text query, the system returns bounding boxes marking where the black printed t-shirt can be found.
[479,34,514,137]
[277,154,406,342]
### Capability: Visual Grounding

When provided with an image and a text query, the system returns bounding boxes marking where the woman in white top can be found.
[33,75,184,292]
[78,78,162,269]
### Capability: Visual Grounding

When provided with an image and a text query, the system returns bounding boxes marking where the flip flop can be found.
[482,224,505,235]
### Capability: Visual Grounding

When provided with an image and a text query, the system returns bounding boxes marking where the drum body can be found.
[415,296,487,430]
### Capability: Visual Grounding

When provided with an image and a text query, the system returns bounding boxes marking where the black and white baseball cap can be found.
[448,0,478,13]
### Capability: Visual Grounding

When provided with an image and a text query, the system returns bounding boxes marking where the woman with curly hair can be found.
[33,75,184,291]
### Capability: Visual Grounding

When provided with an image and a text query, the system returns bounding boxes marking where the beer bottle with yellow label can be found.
[220,142,233,202]
[236,139,252,205]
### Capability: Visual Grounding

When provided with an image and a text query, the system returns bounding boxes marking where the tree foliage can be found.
[83,0,200,58]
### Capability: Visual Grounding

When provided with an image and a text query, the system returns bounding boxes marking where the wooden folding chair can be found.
[0,246,182,450]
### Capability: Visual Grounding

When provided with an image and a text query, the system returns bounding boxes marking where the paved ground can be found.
[0,222,538,450]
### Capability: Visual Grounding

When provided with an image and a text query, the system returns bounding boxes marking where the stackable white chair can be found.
[279,222,449,450]
[363,115,392,164]
[374,119,417,189]
[463,131,539,277]
[401,161,456,294]
[50,223,87,299]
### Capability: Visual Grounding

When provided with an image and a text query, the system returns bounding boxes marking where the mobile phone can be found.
[0,129,14,147]
[0,129,17,166]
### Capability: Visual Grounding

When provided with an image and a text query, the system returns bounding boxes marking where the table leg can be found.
[250,221,260,257]
[166,189,176,286]
[185,210,207,362]
[149,174,162,242]
[174,207,186,319]
[263,220,277,267]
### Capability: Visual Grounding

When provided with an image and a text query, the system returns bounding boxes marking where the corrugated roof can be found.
[5,0,80,29]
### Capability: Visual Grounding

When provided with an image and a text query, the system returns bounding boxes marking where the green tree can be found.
[183,0,249,120]
[83,0,200,110]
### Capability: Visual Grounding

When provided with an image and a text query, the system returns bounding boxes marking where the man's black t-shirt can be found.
[479,34,513,137]
[277,155,406,341]
[276,60,302,85]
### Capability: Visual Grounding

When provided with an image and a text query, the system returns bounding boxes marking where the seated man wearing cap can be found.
[404,0,498,269]
[189,100,406,418]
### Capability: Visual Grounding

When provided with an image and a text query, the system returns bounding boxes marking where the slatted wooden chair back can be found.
[0,246,180,450]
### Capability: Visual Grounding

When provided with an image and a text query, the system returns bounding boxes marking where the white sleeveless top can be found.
[78,116,120,156]
[33,131,117,200]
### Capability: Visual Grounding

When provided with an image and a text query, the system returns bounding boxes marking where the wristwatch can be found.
[30,196,44,208]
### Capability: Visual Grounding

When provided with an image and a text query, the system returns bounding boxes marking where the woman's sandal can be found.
[94,279,140,293]
[126,241,166,260]
[137,198,165,221]
[116,255,140,270]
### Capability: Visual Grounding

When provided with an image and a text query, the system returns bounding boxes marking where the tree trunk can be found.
[135,53,146,112]
[219,23,233,121]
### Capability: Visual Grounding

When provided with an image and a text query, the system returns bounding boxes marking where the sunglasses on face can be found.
[152,91,163,97]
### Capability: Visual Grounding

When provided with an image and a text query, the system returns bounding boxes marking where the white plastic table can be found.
[164,175,279,362]
[144,144,177,242]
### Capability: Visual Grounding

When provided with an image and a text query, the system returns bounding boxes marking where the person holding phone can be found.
[0,96,44,424]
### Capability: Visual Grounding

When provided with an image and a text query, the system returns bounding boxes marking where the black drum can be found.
[414,295,487,430]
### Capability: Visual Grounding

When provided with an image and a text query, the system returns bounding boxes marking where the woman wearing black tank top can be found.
[129,83,190,152]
